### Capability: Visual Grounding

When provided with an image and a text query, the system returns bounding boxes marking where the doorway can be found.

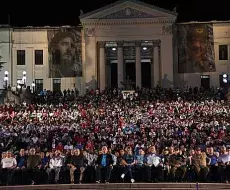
[141,62,151,88]
[200,75,210,90]
[126,61,136,87]
[110,63,117,88]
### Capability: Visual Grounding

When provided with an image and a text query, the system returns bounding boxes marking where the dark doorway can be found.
[126,62,136,86]
[111,63,117,88]
[141,62,151,88]
[201,75,210,90]
[53,79,61,92]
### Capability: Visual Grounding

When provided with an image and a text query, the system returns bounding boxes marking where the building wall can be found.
[0,27,12,89]
[0,21,229,92]
[12,28,76,92]
[175,22,230,88]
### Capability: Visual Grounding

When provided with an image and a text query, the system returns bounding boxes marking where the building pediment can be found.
[80,0,177,24]
[100,8,158,19]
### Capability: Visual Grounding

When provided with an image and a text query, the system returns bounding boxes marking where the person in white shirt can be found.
[0,151,17,185]
[64,142,73,150]
[1,151,17,169]
[217,146,230,183]
[47,151,63,183]
[144,146,164,182]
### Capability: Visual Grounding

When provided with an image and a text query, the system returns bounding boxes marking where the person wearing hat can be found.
[179,24,216,73]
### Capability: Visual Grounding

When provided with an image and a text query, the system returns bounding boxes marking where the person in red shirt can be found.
[56,142,64,152]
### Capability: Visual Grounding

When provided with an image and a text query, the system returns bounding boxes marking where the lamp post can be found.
[17,80,22,94]
[22,71,26,86]
[31,81,35,93]
[4,71,9,89]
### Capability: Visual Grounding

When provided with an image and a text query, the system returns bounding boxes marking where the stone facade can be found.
[0,0,230,93]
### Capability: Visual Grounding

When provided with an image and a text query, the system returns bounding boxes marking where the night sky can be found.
[0,0,230,26]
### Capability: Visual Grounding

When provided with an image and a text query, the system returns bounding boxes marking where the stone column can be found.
[135,41,141,88]
[152,40,160,87]
[228,44,230,77]
[99,42,106,92]
[117,41,124,88]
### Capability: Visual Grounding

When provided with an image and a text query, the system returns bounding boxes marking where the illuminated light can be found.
[223,78,228,83]
[223,74,227,78]
[112,47,116,51]
[143,47,147,50]
[23,71,26,75]
[22,76,26,81]
[4,71,9,75]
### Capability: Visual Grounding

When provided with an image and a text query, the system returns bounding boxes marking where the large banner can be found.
[48,27,82,78]
[178,24,216,73]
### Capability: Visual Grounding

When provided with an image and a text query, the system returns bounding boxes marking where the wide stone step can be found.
[1,183,230,190]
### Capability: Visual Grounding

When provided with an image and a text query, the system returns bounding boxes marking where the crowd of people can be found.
[0,86,230,186]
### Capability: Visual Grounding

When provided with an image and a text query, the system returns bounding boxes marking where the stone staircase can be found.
[3,90,20,104]
[1,183,230,190]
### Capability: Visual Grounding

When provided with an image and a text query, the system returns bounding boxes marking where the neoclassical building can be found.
[0,0,230,94]
[80,0,177,92]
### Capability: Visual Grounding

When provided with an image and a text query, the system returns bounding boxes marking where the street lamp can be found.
[17,80,21,89]
[223,74,228,84]
[22,71,26,85]
[31,81,35,93]
[4,71,9,89]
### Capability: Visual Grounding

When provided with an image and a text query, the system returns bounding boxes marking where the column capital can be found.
[135,41,142,47]
[117,41,124,48]
[153,40,161,47]
[98,41,106,48]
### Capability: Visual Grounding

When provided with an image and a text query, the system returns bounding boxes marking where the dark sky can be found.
[0,0,230,26]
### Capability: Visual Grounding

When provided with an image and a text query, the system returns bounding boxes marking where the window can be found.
[35,79,43,92]
[53,79,61,92]
[35,50,43,65]
[219,45,228,60]
[17,50,25,65]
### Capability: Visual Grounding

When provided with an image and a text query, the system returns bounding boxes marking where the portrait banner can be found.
[178,24,215,73]
[48,27,82,78]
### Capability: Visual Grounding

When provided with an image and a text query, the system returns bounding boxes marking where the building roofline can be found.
[177,20,230,25]
[0,24,11,28]
[12,25,81,30]
[79,0,177,19]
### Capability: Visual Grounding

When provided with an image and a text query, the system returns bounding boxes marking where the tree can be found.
[0,55,6,71]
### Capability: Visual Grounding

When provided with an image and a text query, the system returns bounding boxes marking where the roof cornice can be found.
[81,17,175,26]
